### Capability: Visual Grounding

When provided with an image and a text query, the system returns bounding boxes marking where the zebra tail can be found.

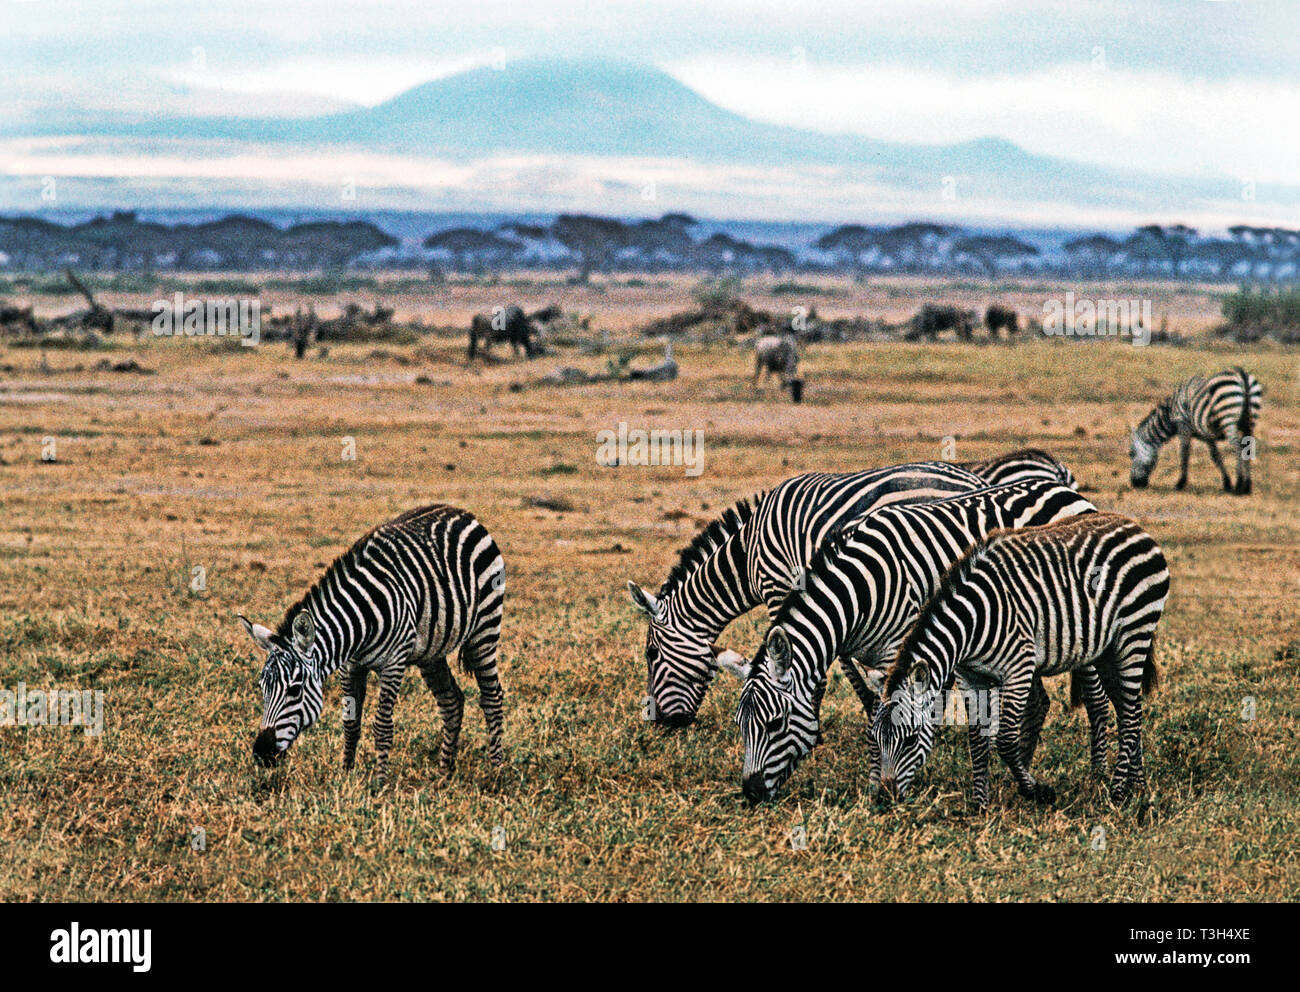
[1142,634,1160,696]
[1237,369,1254,441]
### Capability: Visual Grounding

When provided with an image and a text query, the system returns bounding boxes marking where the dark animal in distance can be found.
[907,303,977,341]
[468,305,539,360]
[985,304,1019,337]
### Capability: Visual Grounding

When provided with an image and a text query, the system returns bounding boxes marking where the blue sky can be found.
[1,0,1295,222]
[5,0,1297,179]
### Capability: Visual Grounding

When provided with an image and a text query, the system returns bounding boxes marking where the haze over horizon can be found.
[2,0,1296,229]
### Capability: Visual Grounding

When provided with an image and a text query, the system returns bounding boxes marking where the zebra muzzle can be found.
[252,729,282,766]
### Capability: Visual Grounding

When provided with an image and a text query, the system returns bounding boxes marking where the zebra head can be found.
[240,611,325,766]
[628,581,716,727]
[869,667,941,804]
[1129,426,1158,488]
[733,627,818,803]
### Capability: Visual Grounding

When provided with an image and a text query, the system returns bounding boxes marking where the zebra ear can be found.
[714,647,752,681]
[238,615,274,653]
[766,627,793,682]
[627,581,662,619]
[291,611,316,655]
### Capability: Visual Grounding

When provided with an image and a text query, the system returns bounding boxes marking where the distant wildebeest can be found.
[907,303,977,341]
[754,333,804,402]
[985,304,1019,338]
[468,305,538,360]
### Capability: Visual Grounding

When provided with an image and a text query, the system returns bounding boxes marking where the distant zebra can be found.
[627,461,986,727]
[753,333,804,402]
[871,513,1169,809]
[956,447,1077,490]
[240,504,506,777]
[726,480,1100,803]
[1130,368,1262,493]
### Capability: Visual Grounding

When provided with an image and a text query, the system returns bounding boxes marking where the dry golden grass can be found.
[1,273,1298,901]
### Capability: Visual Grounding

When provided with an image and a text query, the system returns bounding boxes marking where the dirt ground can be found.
[1,273,1297,901]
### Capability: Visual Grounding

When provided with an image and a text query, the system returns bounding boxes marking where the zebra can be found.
[239,504,506,778]
[1130,368,1262,493]
[955,447,1077,490]
[627,461,988,728]
[726,480,1100,803]
[871,512,1169,809]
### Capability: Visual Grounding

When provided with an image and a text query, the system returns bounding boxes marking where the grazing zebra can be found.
[1130,368,1262,493]
[627,461,987,727]
[871,513,1168,809]
[956,447,1077,490]
[726,480,1099,803]
[240,504,506,777]
[754,333,803,402]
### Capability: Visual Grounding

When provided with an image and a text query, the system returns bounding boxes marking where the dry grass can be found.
[1,273,1298,901]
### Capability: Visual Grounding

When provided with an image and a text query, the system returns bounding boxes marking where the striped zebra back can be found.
[631,461,984,726]
[282,504,504,674]
[746,461,986,613]
[956,447,1077,490]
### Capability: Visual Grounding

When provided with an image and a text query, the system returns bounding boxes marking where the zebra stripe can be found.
[1130,367,1262,493]
[241,504,505,777]
[732,480,1097,803]
[956,447,1077,490]
[871,512,1168,809]
[627,461,987,726]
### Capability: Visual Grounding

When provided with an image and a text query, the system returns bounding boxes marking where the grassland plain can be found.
[1,275,1298,901]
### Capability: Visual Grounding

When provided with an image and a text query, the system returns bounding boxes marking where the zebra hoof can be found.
[1236,481,1252,495]
[1174,479,1187,491]
[1020,782,1056,805]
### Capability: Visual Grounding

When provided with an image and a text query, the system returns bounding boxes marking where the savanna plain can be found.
[1,273,1297,901]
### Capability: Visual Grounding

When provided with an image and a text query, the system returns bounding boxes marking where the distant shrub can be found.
[265,274,378,294]
[691,276,742,311]
[1220,285,1300,332]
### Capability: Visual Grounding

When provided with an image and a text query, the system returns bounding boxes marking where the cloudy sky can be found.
[2,0,1296,220]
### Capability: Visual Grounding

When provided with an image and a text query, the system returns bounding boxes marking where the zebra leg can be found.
[1174,432,1192,490]
[1095,654,1145,805]
[968,720,993,811]
[371,662,408,780]
[420,658,466,775]
[341,664,368,770]
[1076,665,1111,781]
[1206,440,1233,492]
[838,657,881,782]
[1017,676,1051,768]
[994,665,1055,804]
[463,630,507,769]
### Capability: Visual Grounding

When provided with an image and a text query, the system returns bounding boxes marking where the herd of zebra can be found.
[240,367,1262,810]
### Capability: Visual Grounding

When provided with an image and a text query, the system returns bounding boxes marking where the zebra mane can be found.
[658,494,763,597]
[275,503,458,638]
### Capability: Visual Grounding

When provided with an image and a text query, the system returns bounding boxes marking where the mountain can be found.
[0,58,1289,224]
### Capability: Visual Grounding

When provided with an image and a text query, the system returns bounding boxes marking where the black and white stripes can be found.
[730,479,1097,802]
[871,512,1168,808]
[627,461,986,726]
[956,447,1077,490]
[241,504,505,777]
[1130,367,1262,493]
